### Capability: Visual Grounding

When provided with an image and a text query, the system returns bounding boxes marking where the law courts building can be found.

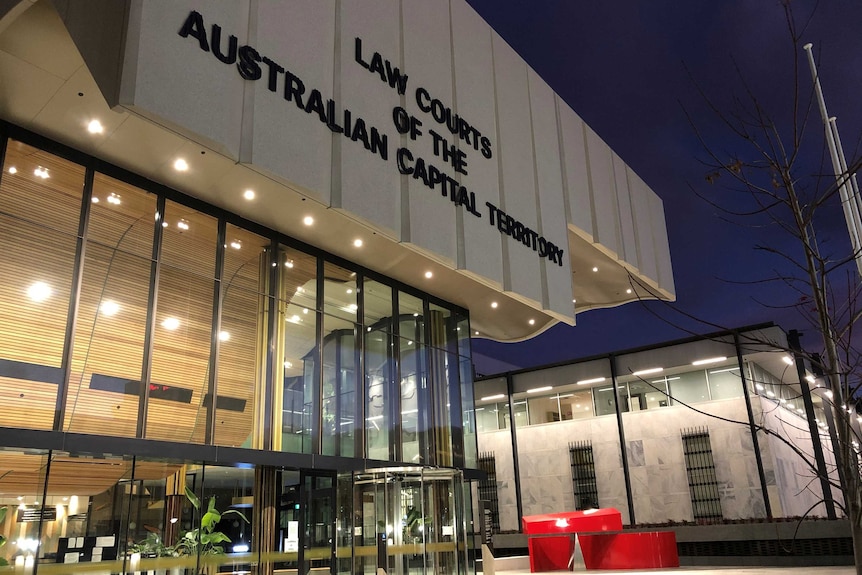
[0,1,673,574]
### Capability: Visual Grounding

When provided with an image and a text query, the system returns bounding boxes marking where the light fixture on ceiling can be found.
[7,166,17,174]
[285,259,294,268]
[91,196,100,203]
[229,239,242,250]
[173,158,189,171]
[626,288,632,294]
[782,356,794,365]
[480,394,505,401]
[303,216,314,226]
[177,218,190,231]
[490,301,498,309]
[243,189,255,200]
[527,386,553,394]
[424,271,433,279]
[107,193,121,205]
[34,166,49,179]
[27,281,52,302]
[592,266,598,272]
[218,331,230,342]
[632,367,663,376]
[576,377,606,385]
[87,119,104,134]
[353,239,363,247]
[161,317,180,330]
[284,361,293,369]
[100,300,120,317]
[528,319,535,325]
[692,356,727,366]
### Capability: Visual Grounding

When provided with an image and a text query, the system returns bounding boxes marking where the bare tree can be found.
[621,2,862,569]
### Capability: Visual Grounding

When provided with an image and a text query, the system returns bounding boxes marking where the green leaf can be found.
[0,507,7,525]
[0,558,8,567]
[201,509,221,531]
[221,508,250,524]
[184,486,201,511]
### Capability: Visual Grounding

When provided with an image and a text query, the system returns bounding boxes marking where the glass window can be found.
[277,245,319,454]
[66,175,156,437]
[668,371,709,406]
[365,323,391,460]
[627,379,669,411]
[364,279,393,327]
[214,224,272,448]
[400,334,425,464]
[706,365,744,400]
[0,142,85,430]
[527,394,560,424]
[0,449,49,568]
[593,385,617,416]
[146,202,219,443]
[323,262,357,322]
[322,314,359,457]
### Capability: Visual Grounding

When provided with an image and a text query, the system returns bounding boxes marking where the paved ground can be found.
[494,568,857,575]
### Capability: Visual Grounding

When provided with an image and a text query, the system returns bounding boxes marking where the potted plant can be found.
[173,486,249,574]
[0,506,8,567]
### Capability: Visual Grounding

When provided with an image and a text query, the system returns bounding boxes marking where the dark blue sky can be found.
[466,1,862,375]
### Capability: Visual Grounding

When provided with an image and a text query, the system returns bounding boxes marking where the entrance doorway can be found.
[351,468,468,575]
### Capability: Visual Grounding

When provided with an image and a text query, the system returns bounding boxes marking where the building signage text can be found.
[178,10,565,266]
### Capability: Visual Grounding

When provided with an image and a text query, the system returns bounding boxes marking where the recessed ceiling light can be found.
[284,361,293,369]
[572,298,576,303]
[285,259,294,268]
[302,308,308,314]
[229,239,242,250]
[173,159,189,171]
[303,216,314,226]
[692,356,727,366]
[481,394,506,401]
[218,331,230,342]
[577,377,606,385]
[424,271,433,279]
[162,222,168,228]
[243,189,255,200]
[782,356,794,365]
[626,288,632,294]
[353,239,363,247]
[177,219,190,231]
[528,319,535,325]
[7,166,17,174]
[527,386,553,394]
[107,193,121,205]
[87,119,103,134]
[27,281,52,302]
[474,331,479,336]
[162,317,180,330]
[34,166,49,179]
[100,300,120,317]
[346,288,353,294]
[592,266,598,272]
[91,197,100,203]
[491,301,498,309]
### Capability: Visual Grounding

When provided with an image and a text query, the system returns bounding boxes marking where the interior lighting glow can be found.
[555,519,569,528]
[591,266,598,272]
[577,377,605,385]
[424,271,433,279]
[91,196,100,203]
[161,317,180,330]
[303,216,314,226]
[34,166,49,179]
[7,166,16,174]
[285,259,294,268]
[481,394,505,401]
[805,375,816,383]
[243,189,255,200]
[284,361,293,369]
[782,356,794,365]
[218,331,230,342]
[528,319,535,325]
[632,367,663,377]
[766,390,775,398]
[474,331,479,336]
[177,219,190,231]
[490,301,498,309]
[27,281,52,302]
[107,193,121,205]
[87,120,104,134]
[825,390,834,399]
[692,356,727,366]
[353,239,363,247]
[229,239,242,250]
[100,300,120,317]
[173,158,189,171]
[527,386,553,394]
[755,383,765,391]
[709,367,740,374]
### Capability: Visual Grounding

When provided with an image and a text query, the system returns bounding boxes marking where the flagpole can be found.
[803,42,862,277]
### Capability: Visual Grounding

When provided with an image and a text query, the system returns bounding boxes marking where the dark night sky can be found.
[465,1,862,375]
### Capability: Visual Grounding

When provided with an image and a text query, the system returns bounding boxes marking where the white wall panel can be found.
[402,0,456,264]
[528,69,572,318]
[124,1,248,159]
[451,0,502,286]
[649,191,675,295]
[492,33,541,303]
[246,2,335,204]
[336,1,401,237]
[628,168,659,285]
[613,153,638,269]
[558,98,592,240]
[584,124,619,256]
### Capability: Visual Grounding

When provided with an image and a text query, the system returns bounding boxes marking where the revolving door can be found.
[350,468,470,575]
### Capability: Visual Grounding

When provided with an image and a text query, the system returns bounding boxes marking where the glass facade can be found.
[0,128,479,574]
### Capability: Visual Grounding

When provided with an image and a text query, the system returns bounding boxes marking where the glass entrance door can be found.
[300,471,335,575]
[351,468,468,575]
